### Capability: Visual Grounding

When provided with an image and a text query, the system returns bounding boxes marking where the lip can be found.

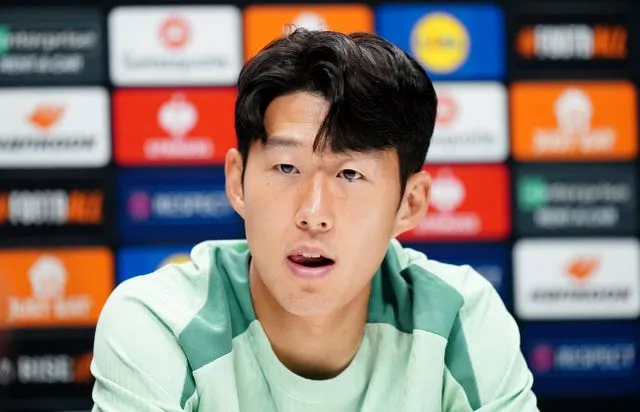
[287,246,334,261]
[285,246,335,280]
[286,257,335,280]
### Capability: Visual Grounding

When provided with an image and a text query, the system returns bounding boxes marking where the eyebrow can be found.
[262,135,304,150]
[263,134,382,163]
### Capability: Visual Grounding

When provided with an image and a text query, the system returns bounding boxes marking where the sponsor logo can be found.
[521,322,640,395]
[0,248,113,328]
[0,189,103,226]
[117,168,243,242]
[530,341,635,374]
[0,171,110,239]
[517,23,627,61]
[243,5,372,60]
[158,16,190,50]
[0,88,110,168]
[399,165,509,240]
[0,352,93,385]
[290,12,328,31]
[126,189,233,222]
[427,82,508,162]
[113,88,235,165]
[511,82,636,160]
[147,93,211,159]
[0,330,95,405]
[376,4,504,79]
[108,6,241,85]
[411,12,470,74]
[0,10,104,83]
[515,164,635,235]
[514,238,640,319]
[0,26,96,75]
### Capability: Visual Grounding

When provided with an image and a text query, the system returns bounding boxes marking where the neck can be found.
[250,263,370,380]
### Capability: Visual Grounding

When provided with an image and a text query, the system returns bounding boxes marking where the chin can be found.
[278,293,339,318]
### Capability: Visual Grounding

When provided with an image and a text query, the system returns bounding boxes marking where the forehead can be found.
[264,92,329,137]
[258,91,398,168]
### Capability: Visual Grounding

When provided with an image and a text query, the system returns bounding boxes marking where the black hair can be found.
[235,27,437,200]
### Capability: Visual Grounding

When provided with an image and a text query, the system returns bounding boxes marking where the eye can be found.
[338,169,363,182]
[275,164,299,175]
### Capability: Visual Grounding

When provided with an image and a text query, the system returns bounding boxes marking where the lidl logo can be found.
[411,12,469,74]
[376,4,504,79]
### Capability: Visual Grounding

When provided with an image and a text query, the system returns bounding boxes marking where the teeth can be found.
[301,252,321,258]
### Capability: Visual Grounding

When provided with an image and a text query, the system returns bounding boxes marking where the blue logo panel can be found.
[117,244,193,284]
[402,242,511,308]
[376,4,505,80]
[522,322,640,395]
[117,167,244,243]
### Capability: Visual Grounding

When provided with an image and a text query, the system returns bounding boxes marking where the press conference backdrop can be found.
[0,0,639,411]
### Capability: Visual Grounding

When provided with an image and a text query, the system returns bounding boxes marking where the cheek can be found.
[244,179,290,227]
[341,193,397,237]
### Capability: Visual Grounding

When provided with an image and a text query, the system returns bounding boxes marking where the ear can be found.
[392,170,431,238]
[224,148,246,219]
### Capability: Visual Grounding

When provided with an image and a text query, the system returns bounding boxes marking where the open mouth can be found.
[288,253,335,268]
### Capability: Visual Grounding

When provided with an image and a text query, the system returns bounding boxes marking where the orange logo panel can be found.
[511,81,637,161]
[398,164,510,241]
[243,5,374,61]
[0,247,113,328]
[113,88,237,166]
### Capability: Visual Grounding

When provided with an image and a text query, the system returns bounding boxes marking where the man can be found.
[91,28,538,411]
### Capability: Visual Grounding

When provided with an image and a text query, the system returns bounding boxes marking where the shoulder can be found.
[389,240,537,410]
[91,240,251,410]
[388,239,502,337]
[392,239,497,306]
[100,239,251,340]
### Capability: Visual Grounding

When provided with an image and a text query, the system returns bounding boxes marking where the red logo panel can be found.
[113,88,237,166]
[399,164,510,241]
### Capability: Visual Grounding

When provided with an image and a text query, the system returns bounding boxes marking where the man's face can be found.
[225,91,429,317]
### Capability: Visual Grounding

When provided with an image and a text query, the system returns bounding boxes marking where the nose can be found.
[295,174,334,233]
